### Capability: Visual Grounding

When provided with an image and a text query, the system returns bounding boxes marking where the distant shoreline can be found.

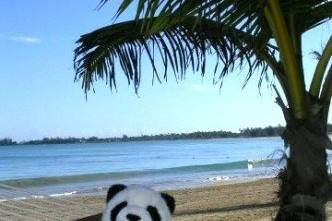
[0,125,286,146]
[2,124,332,146]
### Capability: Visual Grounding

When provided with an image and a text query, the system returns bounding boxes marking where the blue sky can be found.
[0,1,331,141]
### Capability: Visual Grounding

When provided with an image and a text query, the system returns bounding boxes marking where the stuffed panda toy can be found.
[102,184,175,221]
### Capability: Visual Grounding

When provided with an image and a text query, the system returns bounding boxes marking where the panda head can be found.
[102,184,175,221]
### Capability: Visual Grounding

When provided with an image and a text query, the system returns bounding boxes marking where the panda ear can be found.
[161,193,175,214]
[106,184,127,203]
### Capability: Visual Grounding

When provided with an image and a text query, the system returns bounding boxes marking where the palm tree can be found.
[74,0,332,220]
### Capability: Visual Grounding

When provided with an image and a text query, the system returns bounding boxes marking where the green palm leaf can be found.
[75,0,332,119]
[74,15,277,93]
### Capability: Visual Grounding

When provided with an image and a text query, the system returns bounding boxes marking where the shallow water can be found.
[0,137,287,199]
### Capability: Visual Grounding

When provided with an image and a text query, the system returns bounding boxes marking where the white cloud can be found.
[9,36,41,44]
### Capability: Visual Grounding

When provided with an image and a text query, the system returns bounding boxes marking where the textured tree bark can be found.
[275,117,331,220]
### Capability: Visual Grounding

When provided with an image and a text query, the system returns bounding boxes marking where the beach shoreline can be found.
[0,178,283,220]
[0,172,276,202]
[2,177,332,220]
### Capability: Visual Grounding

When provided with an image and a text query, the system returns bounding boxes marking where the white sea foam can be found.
[32,195,45,199]
[208,175,230,182]
[49,191,77,198]
[247,159,254,171]
[13,197,27,201]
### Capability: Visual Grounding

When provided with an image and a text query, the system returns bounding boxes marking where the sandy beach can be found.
[2,178,332,221]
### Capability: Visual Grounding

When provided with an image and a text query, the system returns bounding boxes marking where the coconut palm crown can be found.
[74,1,332,220]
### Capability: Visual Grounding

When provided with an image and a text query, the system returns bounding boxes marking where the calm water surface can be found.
[0,137,283,181]
[0,137,287,198]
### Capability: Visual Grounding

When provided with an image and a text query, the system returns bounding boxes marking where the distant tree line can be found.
[0,138,17,146]
[1,124,332,146]
[239,125,285,137]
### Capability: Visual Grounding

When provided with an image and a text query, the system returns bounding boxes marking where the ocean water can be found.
[0,137,287,200]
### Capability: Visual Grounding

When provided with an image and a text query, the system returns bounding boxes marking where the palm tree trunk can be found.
[275,116,331,220]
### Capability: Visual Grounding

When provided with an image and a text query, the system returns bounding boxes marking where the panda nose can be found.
[126,214,141,221]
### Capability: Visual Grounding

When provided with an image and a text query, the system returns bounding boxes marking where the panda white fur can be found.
[102,184,175,221]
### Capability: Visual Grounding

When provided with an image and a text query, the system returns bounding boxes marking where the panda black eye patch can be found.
[111,201,127,221]
[147,206,161,221]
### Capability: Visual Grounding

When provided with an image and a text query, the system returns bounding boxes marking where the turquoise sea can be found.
[0,137,292,200]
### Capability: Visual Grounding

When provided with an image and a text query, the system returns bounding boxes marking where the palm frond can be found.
[74,15,277,93]
[310,36,332,97]
[99,0,331,34]
[297,1,332,32]
[99,0,270,38]
[320,64,332,101]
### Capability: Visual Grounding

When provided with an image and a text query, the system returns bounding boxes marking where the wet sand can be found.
[2,178,332,220]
